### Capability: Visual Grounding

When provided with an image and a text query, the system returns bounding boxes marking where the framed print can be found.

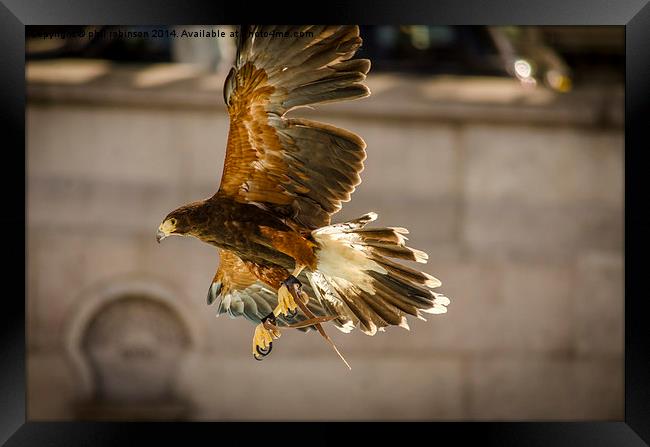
[1,0,649,445]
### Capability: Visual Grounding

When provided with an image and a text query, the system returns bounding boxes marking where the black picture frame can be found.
[2,0,649,445]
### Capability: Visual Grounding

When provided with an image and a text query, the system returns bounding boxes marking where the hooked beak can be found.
[157,219,177,243]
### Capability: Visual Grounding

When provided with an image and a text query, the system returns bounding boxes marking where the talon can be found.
[276,283,299,318]
[252,321,280,360]
[277,275,303,317]
[256,342,273,357]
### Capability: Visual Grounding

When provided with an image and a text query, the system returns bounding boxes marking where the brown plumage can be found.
[208,249,328,332]
[157,25,450,362]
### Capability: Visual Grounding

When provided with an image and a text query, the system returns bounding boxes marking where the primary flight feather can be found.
[157,25,450,366]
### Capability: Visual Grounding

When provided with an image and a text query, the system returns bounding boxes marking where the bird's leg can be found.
[255,264,350,369]
[252,265,306,361]
[282,275,352,371]
[252,264,350,368]
[252,313,281,361]
[274,265,306,319]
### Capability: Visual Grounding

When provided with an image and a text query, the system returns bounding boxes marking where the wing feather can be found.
[208,249,332,332]
[217,25,370,230]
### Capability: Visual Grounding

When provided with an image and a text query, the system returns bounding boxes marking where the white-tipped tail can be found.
[307,212,449,335]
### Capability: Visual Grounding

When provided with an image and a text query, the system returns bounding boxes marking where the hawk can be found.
[157,25,450,368]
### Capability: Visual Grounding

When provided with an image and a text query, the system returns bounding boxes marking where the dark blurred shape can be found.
[539,26,624,83]
[489,26,573,92]
[359,26,506,75]
[25,25,623,91]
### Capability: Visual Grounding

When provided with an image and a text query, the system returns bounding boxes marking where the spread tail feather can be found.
[309,212,450,335]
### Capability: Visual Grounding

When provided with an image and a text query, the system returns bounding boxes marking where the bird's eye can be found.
[170,218,177,226]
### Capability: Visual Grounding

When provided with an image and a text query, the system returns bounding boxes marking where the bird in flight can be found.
[157,25,450,368]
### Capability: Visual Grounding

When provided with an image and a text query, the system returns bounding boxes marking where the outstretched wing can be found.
[208,26,371,329]
[208,249,332,332]
[217,25,370,230]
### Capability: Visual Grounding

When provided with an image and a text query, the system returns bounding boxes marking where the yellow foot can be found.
[275,283,299,318]
[252,320,281,361]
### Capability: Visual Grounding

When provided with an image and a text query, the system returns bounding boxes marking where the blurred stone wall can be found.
[26,62,623,420]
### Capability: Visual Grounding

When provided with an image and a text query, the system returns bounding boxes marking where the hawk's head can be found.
[157,201,204,243]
